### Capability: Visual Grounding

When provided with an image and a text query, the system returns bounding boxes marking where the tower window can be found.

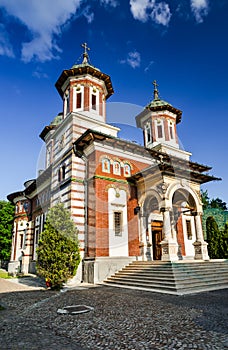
[169,122,174,140]
[114,212,122,236]
[157,124,163,138]
[64,90,70,116]
[145,122,152,144]
[19,234,24,249]
[92,94,96,110]
[58,165,66,182]
[170,126,174,139]
[76,92,82,109]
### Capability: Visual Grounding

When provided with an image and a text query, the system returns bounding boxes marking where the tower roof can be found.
[136,81,182,127]
[55,43,114,99]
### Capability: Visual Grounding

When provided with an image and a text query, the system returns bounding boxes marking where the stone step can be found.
[131,262,228,269]
[119,269,228,278]
[107,275,228,287]
[114,271,228,282]
[103,260,228,295]
[104,282,228,296]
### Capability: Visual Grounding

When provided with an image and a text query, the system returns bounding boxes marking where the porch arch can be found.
[166,182,202,213]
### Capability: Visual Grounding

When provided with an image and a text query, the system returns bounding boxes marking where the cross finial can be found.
[153,80,159,100]
[81,42,90,64]
[82,42,90,55]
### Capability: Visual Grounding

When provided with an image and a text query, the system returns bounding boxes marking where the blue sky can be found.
[0,0,227,204]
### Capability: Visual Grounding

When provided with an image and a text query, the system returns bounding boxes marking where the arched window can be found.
[91,87,98,111]
[113,161,121,175]
[145,122,152,144]
[64,90,70,116]
[58,165,66,182]
[124,163,131,177]
[102,158,110,173]
[76,92,82,109]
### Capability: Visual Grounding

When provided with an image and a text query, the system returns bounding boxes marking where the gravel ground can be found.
[0,278,227,350]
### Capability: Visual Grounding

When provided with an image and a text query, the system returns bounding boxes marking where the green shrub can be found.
[36,203,80,289]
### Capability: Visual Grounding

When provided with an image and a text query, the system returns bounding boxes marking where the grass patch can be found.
[0,269,11,279]
[0,305,5,311]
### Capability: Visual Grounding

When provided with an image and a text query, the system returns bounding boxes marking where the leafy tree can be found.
[210,198,227,211]
[220,223,228,259]
[206,216,228,259]
[206,216,220,258]
[0,201,15,261]
[201,189,210,209]
[36,203,80,289]
[201,190,227,211]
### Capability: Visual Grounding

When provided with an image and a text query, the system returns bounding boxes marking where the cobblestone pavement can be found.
[0,278,227,350]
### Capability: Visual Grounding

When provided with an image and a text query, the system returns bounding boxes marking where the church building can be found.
[7,44,219,283]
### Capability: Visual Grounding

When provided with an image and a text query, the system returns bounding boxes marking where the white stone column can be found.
[195,214,204,241]
[160,208,178,261]
[193,213,209,260]
[140,216,148,261]
[162,209,172,241]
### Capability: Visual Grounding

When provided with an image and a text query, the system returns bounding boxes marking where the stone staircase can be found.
[103,260,228,295]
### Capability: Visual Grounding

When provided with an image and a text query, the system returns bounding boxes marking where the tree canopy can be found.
[201,190,227,210]
[202,190,228,259]
[0,200,15,261]
[36,203,80,289]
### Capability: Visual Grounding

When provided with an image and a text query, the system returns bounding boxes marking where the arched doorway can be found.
[172,189,197,259]
[144,196,163,260]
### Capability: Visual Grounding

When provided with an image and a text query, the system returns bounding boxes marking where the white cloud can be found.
[190,0,209,23]
[120,51,141,68]
[151,2,171,26]
[32,68,49,79]
[0,0,83,62]
[129,0,171,26]
[130,0,154,22]
[144,60,154,73]
[0,24,14,58]
[82,6,94,23]
[100,0,118,7]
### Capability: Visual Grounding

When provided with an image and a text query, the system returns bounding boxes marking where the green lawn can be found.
[0,269,11,279]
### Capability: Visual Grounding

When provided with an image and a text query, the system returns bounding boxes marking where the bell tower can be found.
[55,43,114,126]
[136,81,185,156]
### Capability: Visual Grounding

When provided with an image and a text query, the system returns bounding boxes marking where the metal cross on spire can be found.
[81,42,90,64]
[153,80,159,100]
[82,42,90,55]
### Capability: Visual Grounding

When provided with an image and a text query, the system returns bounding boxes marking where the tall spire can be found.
[153,80,159,100]
[81,42,90,64]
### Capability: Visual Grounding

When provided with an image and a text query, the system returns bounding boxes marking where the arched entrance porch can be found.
[140,185,209,261]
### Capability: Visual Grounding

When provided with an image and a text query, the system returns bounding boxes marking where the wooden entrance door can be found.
[151,221,163,260]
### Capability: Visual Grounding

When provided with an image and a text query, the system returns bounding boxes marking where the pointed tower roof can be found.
[55,43,114,99]
[136,81,182,127]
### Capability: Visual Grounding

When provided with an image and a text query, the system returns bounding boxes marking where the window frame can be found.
[102,158,111,173]
[114,211,122,236]
[113,161,121,175]
[186,220,193,240]
[123,163,131,177]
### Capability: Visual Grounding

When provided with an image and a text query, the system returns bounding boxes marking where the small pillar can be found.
[193,213,209,260]
[160,208,178,261]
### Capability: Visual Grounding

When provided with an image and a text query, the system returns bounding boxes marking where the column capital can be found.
[160,206,172,213]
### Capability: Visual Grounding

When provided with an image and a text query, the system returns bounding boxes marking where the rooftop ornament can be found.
[153,80,159,100]
[81,42,90,64]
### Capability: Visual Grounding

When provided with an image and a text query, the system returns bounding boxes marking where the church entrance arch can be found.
[144,196,163,260]
[151,221,163,260]
[172,189,197,258]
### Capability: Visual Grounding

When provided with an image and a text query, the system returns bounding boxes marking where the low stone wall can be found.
[83,256,141,284]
